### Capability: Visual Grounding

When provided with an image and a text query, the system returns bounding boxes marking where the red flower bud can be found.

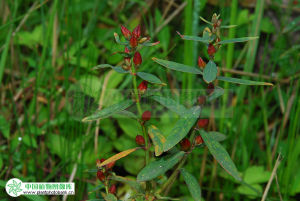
[207,43,216,56]
[124,47,130,54]
[138,81,148,94]
[180,138,191,151]
[197,119,209,128]
[198,56,206,69]
[135,135,145,146]
[100,158,105,163]
[133,51,142,66]
[130,36,138,48]
[97,170,105,182]
[195,135,204,145]
[109,184,117,194]
[132,24,141,38]
[121,25,131,40]
[206,83,215,95]
[197,96,206,105]
[142,110,151,121]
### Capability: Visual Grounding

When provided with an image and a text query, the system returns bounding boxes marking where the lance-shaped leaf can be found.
[82,99,134,122]
[137,72,164,85]
[217,37,258,45]
[203,60,218,83]
[152,58,203,74]
[141,41,160,46]
[164,106,201,152]
[113,32,129,45]
[97,147,140,168]
[110,175,144,193]
[200,130,241,181]
[177,31,210,44]
[137,151,185,182]
[207,86,224,102]
[220,25,238,29]
[148,125,166,156]
[217,76,273,86]
[93,64,129,74]
[196,130,227,142]
[151,96,187,116]
[181,168,202,201]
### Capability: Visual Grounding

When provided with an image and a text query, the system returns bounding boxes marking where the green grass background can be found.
[0,0,299,200]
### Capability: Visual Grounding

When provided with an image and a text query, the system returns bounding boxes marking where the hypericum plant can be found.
[83,14,272,200]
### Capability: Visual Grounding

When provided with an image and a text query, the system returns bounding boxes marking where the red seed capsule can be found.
[206,83,215,95]
[135,135,145,146]
[180,138,191,151]
[138,81,148,94]
[207,43,216,56]
[142,110,151,121]
[100,158,105,163]
[195,135,204,145]
[97,170,105,182]
[109,184,117,194]
[198,56,206,69]
[197,119,209,128]
[133,51,142,66]
[121,25,131,40]
[132,24,141,38]
[197,96,206,105]
[130,36,138,48]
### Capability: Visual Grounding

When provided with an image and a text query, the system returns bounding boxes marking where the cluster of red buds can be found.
[206,83,215,95]
[120,25,149,71]
[96,158,116,194]
[142,110,151,121]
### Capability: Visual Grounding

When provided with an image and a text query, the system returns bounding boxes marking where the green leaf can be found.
[113,32,128,45]
[220,25,238,29]
[148,125,166,156]
[137,72,164,85]
[140,41,160,47]
[104,193,118,201]
[181,168,202,201]
[0,115,9,138]
[203,60,218,83]
[82,100,134,122]
[200,130,241,181]
[164,106,201,152]
[217,37,258,44]
[208,131,227,142]
[152,58,203,74]
[137,151,185,182]
[217,76,273,86]
[177,31,210,44]
[93,64,129,74]
[151,96,187,116]
[110,175,144,193]
[243,166,271,184]
[207,86,224,102]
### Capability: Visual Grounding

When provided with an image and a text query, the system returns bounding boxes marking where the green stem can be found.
[131,66,143,116]
[131,62,150,190]
[158,130,197,195]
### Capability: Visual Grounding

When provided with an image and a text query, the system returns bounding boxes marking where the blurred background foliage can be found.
[0,0,299,200]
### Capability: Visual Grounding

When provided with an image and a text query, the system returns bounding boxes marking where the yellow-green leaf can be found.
[148,125,166,156]
[217,37,259,44]
[203,60,218,83]
[97,147,139,168]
